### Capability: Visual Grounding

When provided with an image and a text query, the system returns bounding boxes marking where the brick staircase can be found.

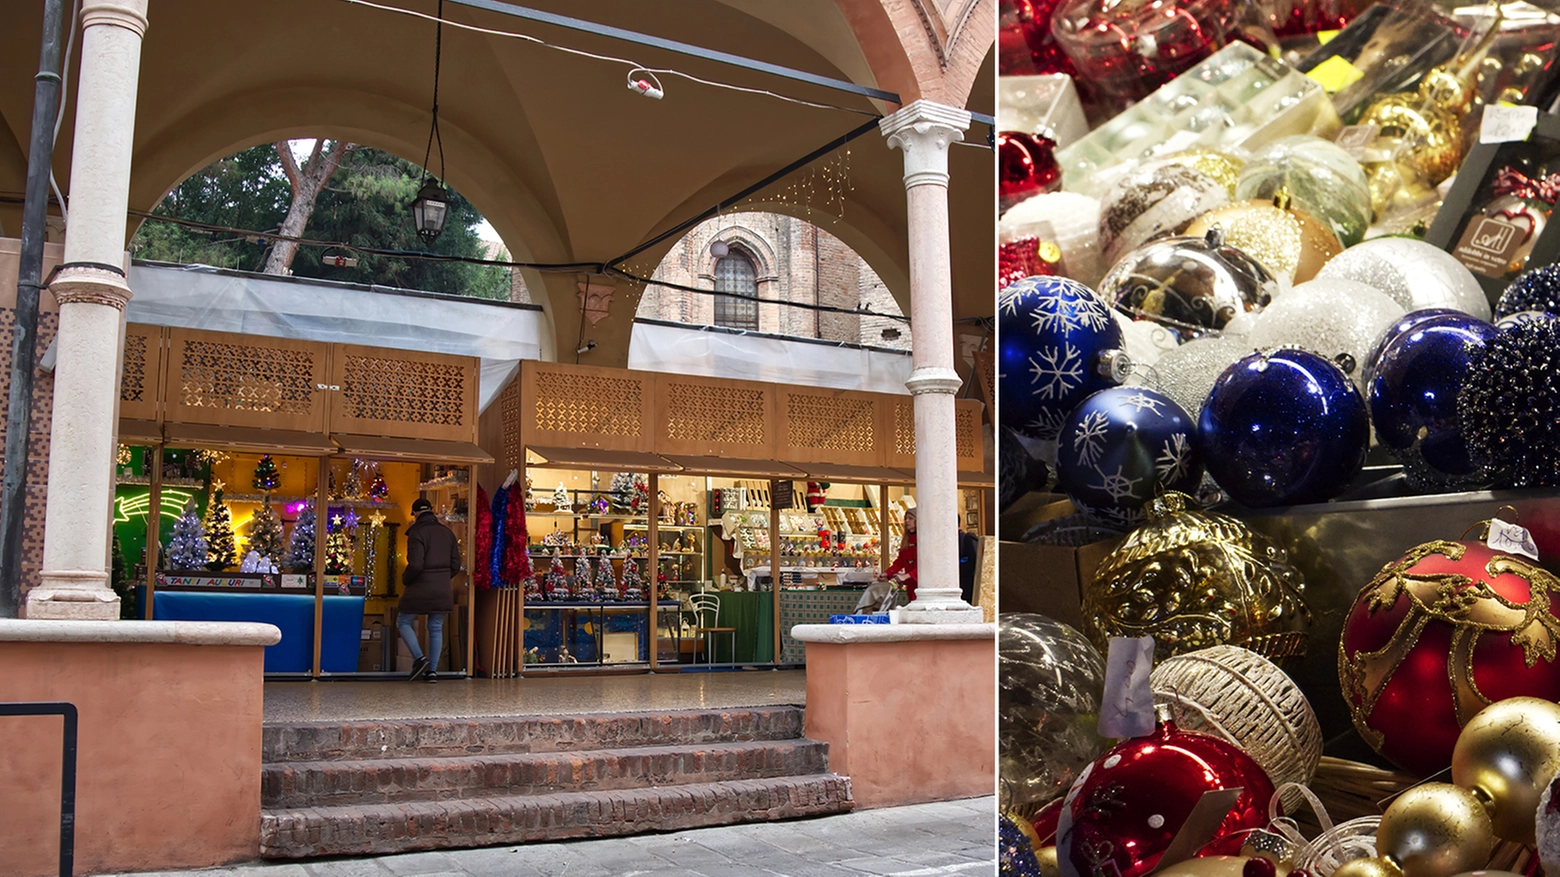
[258,705,853,857]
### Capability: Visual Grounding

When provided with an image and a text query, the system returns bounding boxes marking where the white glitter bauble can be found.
[1128,334,1249,417]
[1003,191,1106,286]
[1315,238,1492,321]
[1247,278,1406,391]
[1113,311,1181,369]
[1099,163,1229,267]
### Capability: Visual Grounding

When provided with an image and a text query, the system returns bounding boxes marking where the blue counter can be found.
[141,588,365,674]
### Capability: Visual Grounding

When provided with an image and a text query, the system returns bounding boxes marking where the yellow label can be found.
[1306,55,1365,93]
[1499,100,1519,108]
[1316,29,1340,45]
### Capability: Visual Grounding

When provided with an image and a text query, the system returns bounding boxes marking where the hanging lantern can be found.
[411,179,449,241]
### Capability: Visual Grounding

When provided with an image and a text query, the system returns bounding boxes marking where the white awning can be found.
[627,319,911,395]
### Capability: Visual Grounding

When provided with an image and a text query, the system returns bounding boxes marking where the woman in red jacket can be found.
[882,507,917,601]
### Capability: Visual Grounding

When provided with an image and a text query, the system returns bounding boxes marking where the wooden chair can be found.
[688,592,737,665]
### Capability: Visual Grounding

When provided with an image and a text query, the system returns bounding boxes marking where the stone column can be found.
[25,0,149,619]
[880,100,980,623]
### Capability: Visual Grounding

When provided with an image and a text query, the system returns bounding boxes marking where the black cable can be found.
[603,265,909,324]
[421,0,446,182]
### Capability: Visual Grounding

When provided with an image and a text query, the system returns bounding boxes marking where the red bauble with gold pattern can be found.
[1054,714,1275,877]
[1339,537,1560,777]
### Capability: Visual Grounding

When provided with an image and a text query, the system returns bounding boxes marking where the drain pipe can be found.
[0,0,68,617]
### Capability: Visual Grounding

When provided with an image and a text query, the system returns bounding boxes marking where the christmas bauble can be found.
[1099,231,1281,341]
[1001,131,1062,214]
[1049,0,1234,111]
[1112,310,1181,369]
[1368,312,1498,491]
[1002,191,1106,287]
[1151,645,1323,806]
[1147,148,1245,197]
[1497,262,1560,319]
[1363,308,1463,386]
[1099,163,1230,266]
[1154,858,1261,877]
[1316,238,1492,321]
[1000,276,1131,440]
[1185,196,1342,284]
[1200,348,1369,507]
[1127,334,1249,418]
[1055,387,1202,528]
[999,613,1109,809]
[1084,491,1310,661]
[1451,697,1560,845]
[1246,278,1407,392]
[1055,712,1277,877]
[1495,309,1558,329]
[1340,534,1560,776]
[1000,810,1048,877]
[1458,318,1560,487]
[1538,770,1560,872]
[1000,0,1076,77]
[1236,136,1373,247]
[1376,783,1495,877]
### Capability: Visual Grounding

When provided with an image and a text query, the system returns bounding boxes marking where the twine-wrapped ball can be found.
[1150,645,1323,807]
[1458,318,1560,487]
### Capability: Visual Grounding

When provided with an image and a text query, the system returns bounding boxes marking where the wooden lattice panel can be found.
[165,329,326,432]
[500,377,523,473]
[119,324,162,422]
[779,388,881,467]
[520,361,651,452]
[654,374,774,458]
[887,397,986,473]
[330,345,478,443]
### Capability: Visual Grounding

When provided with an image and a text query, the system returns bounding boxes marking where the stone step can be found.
[262,705,805,763]
[262,739,831,808]
[260,774,854,858]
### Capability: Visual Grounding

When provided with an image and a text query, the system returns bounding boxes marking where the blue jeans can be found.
[397,612,445,669]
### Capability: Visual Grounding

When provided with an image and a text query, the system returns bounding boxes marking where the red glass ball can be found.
[1032,797,1062,845]
[1340,539,1560,776]
[1056,718,1276,877]
[1000,131,1060,214]
[1000,0,1076,77]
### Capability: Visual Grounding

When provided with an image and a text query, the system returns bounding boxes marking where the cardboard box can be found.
[998,536,1122,631]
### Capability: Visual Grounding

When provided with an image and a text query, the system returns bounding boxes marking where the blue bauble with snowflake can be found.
[1000,276,1131,440]
[1201,349,1368,508]
[1370,312,1498,491]
[1056,387,1201,528]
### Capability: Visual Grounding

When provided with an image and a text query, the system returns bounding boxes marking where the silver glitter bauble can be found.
[1002,191,1106,287]
[1248,278,1407,391]
[1236,136,1373,247]
[1099,163,1230,266]
[999,613,1108,809]
[1113,310,1181,369]
[1129,334,1250,416]
[1316,238,1492,321]
[1099,231,1281,341]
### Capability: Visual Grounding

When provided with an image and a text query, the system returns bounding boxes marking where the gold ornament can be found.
[1450,696,1560,845]
[1083,492,1310,661]
[1034,845,1058,876]
[1152,857,1258,877]
[1332,859,1402,877]
[1377,783,1495,877]
[1186,193,1342,283]
[1152,148,1245,197]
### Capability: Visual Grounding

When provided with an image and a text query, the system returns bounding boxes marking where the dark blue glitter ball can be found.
[1458,318,1560,487]
[1496,263,1560,319]
[999,813,1045,877]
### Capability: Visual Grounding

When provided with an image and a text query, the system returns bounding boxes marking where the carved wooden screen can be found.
[329,345,478,444]
[499,377,524,473]
[163,329,327,432]
[119,324,163,422]
[520,361,652,452]
[653,374,775,459]
[887,396,986,473]
[777,387,883,468]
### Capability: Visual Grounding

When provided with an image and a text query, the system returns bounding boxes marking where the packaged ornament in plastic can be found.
[1000,0,1077,78]
[999,74,1089,148]
[1292,3,1463,124]
[1000,191,1104,286]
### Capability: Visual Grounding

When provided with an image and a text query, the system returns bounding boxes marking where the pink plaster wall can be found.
[804,638,995,807]
[0,641,265,875]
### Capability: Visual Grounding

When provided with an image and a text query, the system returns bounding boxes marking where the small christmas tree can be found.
[544,551,570,600]
[594,556,619,601]
[609,472,635,511]
[111,533,135,619]
[621,559,644,601]
[287,499,317,572]
[367,468,389,501]
[344,462,364,500]
[167,498,208,570]
[252,454,281,492]
[572,555,596,600]
[324,514,352,575]
[204,488,237,571]
[246,501,287,566]
[552,483,572,512]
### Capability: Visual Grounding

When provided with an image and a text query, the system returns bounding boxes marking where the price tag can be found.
[1306,56,1364,93]
[1481,104,1539,144]
[1488,517,1540,561]
[1334,124,1379,160]
[1098,636,1155,739]
[1315,29,1340,45]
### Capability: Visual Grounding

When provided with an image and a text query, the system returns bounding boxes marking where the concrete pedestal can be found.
[793,622,994,808]
[0,620,278,876]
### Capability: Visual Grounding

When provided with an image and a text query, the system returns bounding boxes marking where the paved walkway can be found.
[108,797,996,877]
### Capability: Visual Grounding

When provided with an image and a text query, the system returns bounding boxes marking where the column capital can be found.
[905,367,963,397]
[879,100,972,190]
[82,0,150,37]
[49,263,132,311]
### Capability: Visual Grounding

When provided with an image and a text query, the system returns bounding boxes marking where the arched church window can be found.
[713,251,758,331]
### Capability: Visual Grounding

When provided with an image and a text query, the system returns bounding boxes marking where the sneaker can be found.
[409,656,429,681]
[425,670,439,684]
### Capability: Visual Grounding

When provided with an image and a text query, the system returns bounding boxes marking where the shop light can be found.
[411,179,449,241]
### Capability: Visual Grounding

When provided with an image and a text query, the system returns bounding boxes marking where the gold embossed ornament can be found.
[1082,491,1310,662]
[1186,191,1343,284]
[1338,522,1560,777]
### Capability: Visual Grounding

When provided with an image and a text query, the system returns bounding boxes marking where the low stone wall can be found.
[0,620,277,876]
[794,623,995,808]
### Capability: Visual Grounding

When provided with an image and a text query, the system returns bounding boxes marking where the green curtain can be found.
[713,591,774,664]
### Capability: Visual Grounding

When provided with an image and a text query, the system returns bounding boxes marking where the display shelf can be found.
[418,474,469,491]
[623,523,704,530]
[116,475,205,488]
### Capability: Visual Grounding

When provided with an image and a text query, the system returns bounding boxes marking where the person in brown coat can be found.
[397,498,462,682]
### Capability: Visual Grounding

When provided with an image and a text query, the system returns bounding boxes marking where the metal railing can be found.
[2,702,77,877]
